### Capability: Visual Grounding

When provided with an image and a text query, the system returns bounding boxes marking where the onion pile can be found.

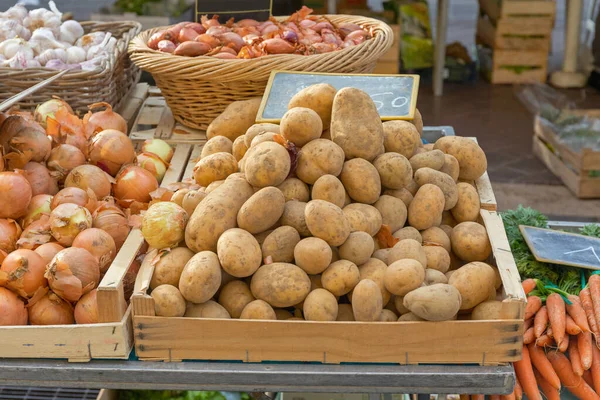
[22,194,53,228]
[47,144,86,182]
[74,289,98,324]
[0,219,22,253]
[88,129,135,176]
[84,103,127,138]
[0,171,32,219]
[114,165,159,205]
[51,187,97,213]
[72,228,116,273]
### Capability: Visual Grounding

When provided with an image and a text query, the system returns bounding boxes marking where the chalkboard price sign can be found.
[196,0,273,23]
[520,225,600,270]
[256,71,420,123]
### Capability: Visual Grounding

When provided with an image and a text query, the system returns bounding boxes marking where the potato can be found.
[439,224,453,239]
[492,266,502,290]
[179,251,222,303]
[171,189,190,206]
[207,98,261,141]
[296,139,345,185]
[250,263,311,307]
[303,288,338,321]
[423,144,434,151]
[384,188,413,207]
[185,300,231,318]
[232,136,248,161]
[411,108,423,135]
[250,132,277,147]
[388,239,427,268]
[193,152,238,187]
[394,295,410,315]
[281,107,323,147]
[321,260,360,296]
[434,137,488,180]
[201,136,233,159]
[373,153,413,190]
[382,120,420,158]
[294,237,332,274]
[423,246,451,273]
[150,247,194,289]
[340,158,381,204]
[343,204,383,236]
[218,280,255,318]
[440,154,460,182]
[305,200,351,246]
[278,200,309,237]
[182,190,207,216]
[186,174,254,252]
[384,259,425,296]
[205,180,225,194]
[393,227,422,244]
[471,300,504,320]
[217,229,262,278]
[409,150,445,172]
[421,227,451,252]
[337,303,355,321]
[449,261,496,310]
[261,226,301,263]
[445,270,456,281]
[403,284,461,321]
[379,309,397,322]
[372,248,391,264]
[451,222,492,262]
[339,231,374,266]
[406,180,419,196]
[374,195,407,233]
[414,168,458,210]
[238,187,285,234]
[288,83,337,128]
[151,284,186,317]
[254,229,273,246]
[245,123,281,148]
[311,175,345,208]
[357,258,391,306]
[240,299,277,320]
[425,269,448,285]
[398,312,425,321]
[244,142,290,187]
[451,183,481,223]
[414,147,427,155]
[442,211,458,228]
[352,279,383,321]
[274,308,294,320]
[408,184,445,230]
[277,178,310,202]
[331,87,384,161]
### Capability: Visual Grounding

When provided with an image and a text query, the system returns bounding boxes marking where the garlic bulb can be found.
[0,38,33,59]
[80,56,105,71]
[87,33,112,61]
[5,50,34,68]
[23,1,62,36]
[0,19,31,41]
[76,32,106,52]
[30,28,66,54]
[66,46,86,64]
[59,20,84,45]
[0,4,27,23]
[37,48,67,66]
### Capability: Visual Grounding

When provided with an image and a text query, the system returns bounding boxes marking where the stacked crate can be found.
[477,0,556,84]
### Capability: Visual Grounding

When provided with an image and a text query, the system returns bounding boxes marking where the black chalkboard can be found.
[196,0,272,23]
[520,226,600,270]
[256,71,420,123]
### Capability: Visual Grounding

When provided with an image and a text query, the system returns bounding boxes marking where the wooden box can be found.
[476,15,553,51]
[533,112,600,198]
[373,24,400,74]
[478,47,548,84]
[478,0,556,21]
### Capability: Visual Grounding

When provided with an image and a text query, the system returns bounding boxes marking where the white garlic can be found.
[76,32,106,51]
[59,20,84,45]
[37,48,67,66]
[26,58,41,68]
[6,49,34,68]
[87,32,112,61]
[30,28,66,54]
[45,59,81,70]
[66,46,86,64]
[1,19,31,40]
[23,1,62,36]
[0,4,28,23]
[80,56,105,71]
[0,37,33,59]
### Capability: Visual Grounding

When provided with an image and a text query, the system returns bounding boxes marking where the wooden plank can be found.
[183,145,204,180]
[496,17,554,36]
[476,172,498,211]
[582,149,600,171]
[132,250,158,317]
[493,50,548,66]
[116,83,150,134]
[479,0,501,20]
[162,144,193,186]
[489,67,547,84]
[534,116,583,170]
[501,1,556,18]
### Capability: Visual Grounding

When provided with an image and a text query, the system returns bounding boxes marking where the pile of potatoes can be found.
[148,84,505,323]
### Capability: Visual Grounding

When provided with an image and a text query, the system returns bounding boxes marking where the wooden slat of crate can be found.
[479,0,556,21]
[115,83,150,134]
[484,49,548,84]
[477,16,551,51]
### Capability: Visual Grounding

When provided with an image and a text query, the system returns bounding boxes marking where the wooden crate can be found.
[533,112,600,198]
[115,83,151,134]
[373,25,400,74]
[478,47,548,84]
[476,15,553,51]
[478,0,556,21]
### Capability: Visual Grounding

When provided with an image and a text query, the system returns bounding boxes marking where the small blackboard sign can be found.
[256,71,420,123]
[520,225,600,270]
[195,0,272,23]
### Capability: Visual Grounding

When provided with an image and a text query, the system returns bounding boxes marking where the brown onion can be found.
[0,287,28,325]
[84,102,128,137]
[141,202,188,249]
[17,214,52,250]
[88,129,135,176]
[49,203,92,246]
[0,249,47,298]
[23,162,58,196]
[65,164,113,200]
[34,242,64,264]
[5,128,52,167]
[46,247,100,302]
[93,204,130,250]
[137,152,168,183]
[34,98,73,129]
[0,249,6,264]
[0,219,22,253]
[72,228,116,274]
[51,187,98,214]
[65,133,88,156]
[21,194,52,228]
[141,139,174,164]
[47,144,86,182]
[28,290,74,325]
[0,171,32,219]
[114,165,159,204]
[74,288,98,324]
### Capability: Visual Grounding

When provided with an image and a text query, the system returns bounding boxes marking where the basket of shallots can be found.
[128,7,394,130]
[0,2,141,114]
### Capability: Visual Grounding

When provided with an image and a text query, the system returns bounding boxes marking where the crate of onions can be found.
[0,97,172,361]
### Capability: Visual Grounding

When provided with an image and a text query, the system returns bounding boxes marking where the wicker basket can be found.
[0,21,142,115]
[129,15,394,130]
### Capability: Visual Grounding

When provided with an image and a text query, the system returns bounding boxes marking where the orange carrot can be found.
[547,351,600,400]
[589,275,600,333]
[536,334,554,348]
[470,396,484,400]
[524,317,534,331]
[525,296,542,320]
[584,369,595,388]
[500,393,516,400]
[547,293,566,348]
[522,279,536,295]
[534,306,548,338]
[570,335,585,376]
[567,314,584,335]
[591,342,600,394]
[524,328,535,345]
[581,288,600,341]
[559,334,570,353]
[528,343,560,390]
[547,326,554,338]
[580,331,594,370]
[514,376,523,400]
[533,368,560,400]
[489,396,501,400]
[514,345,542,400]
[568,294,591,332]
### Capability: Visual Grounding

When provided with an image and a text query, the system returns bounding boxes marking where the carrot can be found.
[489,396,501,400]
[567,314,584,335]
[547,293,566,348]
[547,326,553,338]
[513,345,542,400]
[534,306,548,338]
[533,368,560,400]
[559,334,570,353]
[581,288,600,341]
[591,342,600,394]
[524,317,534,331]
[524,327,535,345]
[580,331,594,370]
[522,278,536,295]
[525,296,542,320]
[584,369,595,388]
[500,393,516,400]
[536,334,554,348]
[589,275,600,332]
[514,376,523,400]
[570,335,585,376]
[528,343,560,390]
[470,396,484,400]
[547,351,600,400]
[568,294,591,332]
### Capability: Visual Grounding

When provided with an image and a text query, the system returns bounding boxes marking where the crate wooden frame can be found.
[476,15,553,51]
[478,0,556,21]
[533,112,600,198]
[478,47,548,84]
